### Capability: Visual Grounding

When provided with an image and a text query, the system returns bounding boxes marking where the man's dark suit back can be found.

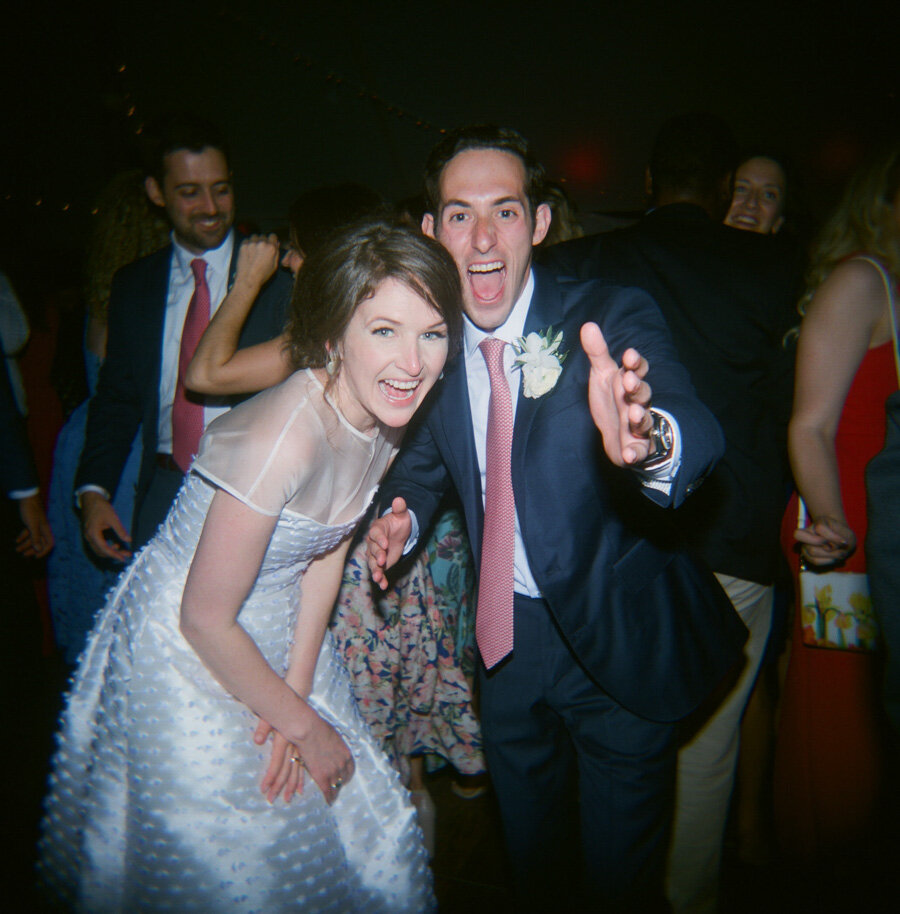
[543,204,803,584]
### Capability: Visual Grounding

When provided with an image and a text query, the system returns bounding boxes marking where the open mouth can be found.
[379,378,421,404]
[467,260,506,303]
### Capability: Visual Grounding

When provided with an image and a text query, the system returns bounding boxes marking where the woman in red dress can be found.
[774,145,900,859]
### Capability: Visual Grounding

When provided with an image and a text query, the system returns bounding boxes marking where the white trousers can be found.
[665,574,774,914]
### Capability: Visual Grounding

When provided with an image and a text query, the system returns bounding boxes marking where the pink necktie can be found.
[477,337,516,669]
[172,258,210,473]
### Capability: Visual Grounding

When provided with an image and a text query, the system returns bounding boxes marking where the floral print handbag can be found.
[797,499,880,652]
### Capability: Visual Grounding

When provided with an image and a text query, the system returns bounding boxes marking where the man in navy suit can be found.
[367,126,746,910]
[544,114,802,913]
[75,114,291,560]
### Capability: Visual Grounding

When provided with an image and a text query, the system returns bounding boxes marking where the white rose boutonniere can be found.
[512,327,566,399]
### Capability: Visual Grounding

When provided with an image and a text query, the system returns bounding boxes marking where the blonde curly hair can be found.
[800,144,900,314]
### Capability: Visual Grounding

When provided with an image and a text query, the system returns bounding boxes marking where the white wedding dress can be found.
[38,370,435,913]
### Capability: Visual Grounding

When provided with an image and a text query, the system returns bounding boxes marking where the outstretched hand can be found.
[366,497,412,591]
[580,322,654,466]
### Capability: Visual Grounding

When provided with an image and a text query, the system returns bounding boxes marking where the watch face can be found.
[641,412,672,468]
[656,414,673,452]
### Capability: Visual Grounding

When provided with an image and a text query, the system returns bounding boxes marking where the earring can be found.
[325,349,340,376]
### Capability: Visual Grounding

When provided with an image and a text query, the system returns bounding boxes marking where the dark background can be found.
[3,0,898,262]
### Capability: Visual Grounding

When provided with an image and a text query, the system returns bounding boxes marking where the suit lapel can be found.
[432,352,484,546]
[512,267,569,463]
[146,247,174,429]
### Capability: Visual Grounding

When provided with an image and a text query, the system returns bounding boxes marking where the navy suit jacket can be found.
[382,266,746,722]
[75,236,292,535]
[543,205,803,584]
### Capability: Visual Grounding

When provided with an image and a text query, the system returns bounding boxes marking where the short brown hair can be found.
[286,216,463,369]
[423,124,546,219]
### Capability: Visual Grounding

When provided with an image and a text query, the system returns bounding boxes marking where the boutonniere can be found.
[511,327,567,399]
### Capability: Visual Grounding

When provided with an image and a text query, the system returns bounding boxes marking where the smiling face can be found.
[332,277,450,432]
[422,148,550,331]
[145,147,235,253]
[724,156,787,234]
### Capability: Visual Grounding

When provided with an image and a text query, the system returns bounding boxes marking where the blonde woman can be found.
[774,145,900,860]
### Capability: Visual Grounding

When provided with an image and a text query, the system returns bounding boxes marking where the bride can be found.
[38,217,462,913]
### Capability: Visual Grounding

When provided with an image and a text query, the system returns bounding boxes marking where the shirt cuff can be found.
[634,408,682,496]
[380,505,421,556]
[75,484,112,509]
[9,486,39,500]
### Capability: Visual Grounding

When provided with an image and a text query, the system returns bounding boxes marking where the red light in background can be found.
[559,143,607,186]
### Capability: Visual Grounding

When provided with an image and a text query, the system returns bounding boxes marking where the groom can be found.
[367,125,746,911]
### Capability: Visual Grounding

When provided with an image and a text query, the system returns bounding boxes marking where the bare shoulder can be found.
[813,258,889,312]
[805,257,893,349]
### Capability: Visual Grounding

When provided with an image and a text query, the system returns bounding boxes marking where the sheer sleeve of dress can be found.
[191,369,402,527]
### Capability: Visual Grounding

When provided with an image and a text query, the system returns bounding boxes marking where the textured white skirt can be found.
[38,475,435,913]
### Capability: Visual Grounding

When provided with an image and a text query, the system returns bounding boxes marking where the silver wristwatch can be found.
[638,410,674,472]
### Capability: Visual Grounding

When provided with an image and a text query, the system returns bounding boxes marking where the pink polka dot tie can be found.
[477,337,515,669]
[172,258,210,473]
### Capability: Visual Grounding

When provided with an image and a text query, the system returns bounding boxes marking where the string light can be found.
[0,193,103,216]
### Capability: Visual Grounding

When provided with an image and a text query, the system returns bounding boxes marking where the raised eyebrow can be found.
[494,197,524,208]
[441,199,472,214]
[441,195,525,211]
[173,180,232,191]
[365,315,447,331]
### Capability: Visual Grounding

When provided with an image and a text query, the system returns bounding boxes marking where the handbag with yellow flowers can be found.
[796,254,897,654]
[797,497,880,652]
